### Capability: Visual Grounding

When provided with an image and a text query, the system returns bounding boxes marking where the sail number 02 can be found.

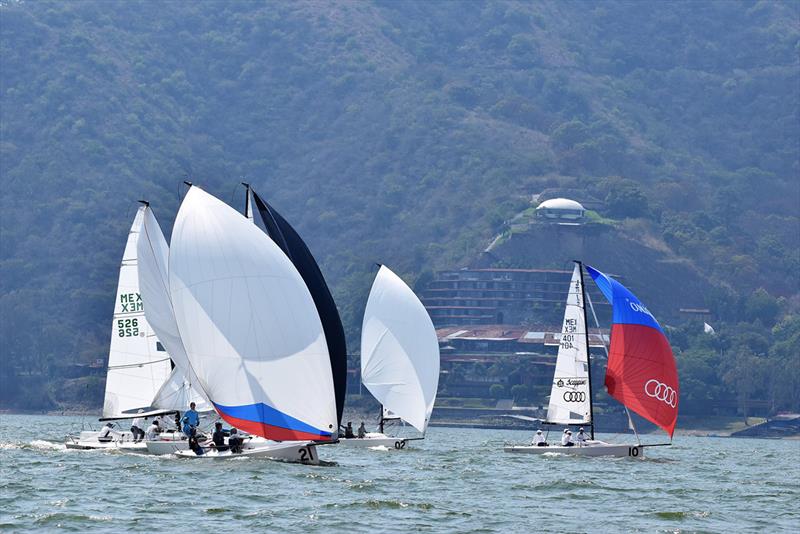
[117,318,139,337]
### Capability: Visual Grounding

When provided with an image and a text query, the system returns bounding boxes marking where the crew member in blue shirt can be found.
[182,402,200,436]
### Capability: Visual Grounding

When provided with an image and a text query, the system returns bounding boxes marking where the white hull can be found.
[64,431,147,452]
[504,441,645,458]
[174,440,320,464]
[338,433,412,449]
[144,433,190,455]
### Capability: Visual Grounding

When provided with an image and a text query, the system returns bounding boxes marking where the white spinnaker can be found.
[136,206,210,412]
[361,266,440,433]
[545,264,591,425]
[168,187,337,435]
[102,207,173,418]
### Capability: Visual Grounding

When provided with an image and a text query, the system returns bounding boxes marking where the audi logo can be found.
[644,379,677,408]
[562,391,586,402]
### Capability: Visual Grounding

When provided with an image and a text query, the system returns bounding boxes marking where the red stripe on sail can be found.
[604,324,679,437]
[218,413,334,442]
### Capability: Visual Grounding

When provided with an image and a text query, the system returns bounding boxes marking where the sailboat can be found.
[168,186,338,463]
[243,184,348,434]
[339,265,440,448]
[65,206,175,451]
[504,261,679,457]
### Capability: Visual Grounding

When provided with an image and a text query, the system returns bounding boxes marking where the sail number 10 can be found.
[117,318,139,337]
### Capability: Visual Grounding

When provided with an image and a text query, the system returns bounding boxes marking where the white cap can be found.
[536,430,543,434]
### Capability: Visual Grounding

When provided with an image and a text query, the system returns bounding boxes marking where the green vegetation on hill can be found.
[1,1,797,413]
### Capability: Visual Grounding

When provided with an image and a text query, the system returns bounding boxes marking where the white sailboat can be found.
[504,261,679,457]
[66,206,174,451]
[168,186,338,463]
[340,265,440,448]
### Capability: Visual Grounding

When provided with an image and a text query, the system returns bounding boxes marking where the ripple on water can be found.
[2,416,800,532]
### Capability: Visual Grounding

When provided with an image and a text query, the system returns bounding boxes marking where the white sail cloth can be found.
[361,266,440,433]
[102,207,173,418]
[136,205,209,412]
[167,187,337,440]
[545,263,591,425]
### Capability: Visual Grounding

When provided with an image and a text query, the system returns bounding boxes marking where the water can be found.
[1,414,798,532]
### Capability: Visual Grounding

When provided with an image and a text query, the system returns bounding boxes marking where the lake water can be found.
[1,414,798,532]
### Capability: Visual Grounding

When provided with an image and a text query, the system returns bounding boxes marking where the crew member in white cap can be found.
[561,429,574,447]
[532,429,548,447]
[575,427,587,446]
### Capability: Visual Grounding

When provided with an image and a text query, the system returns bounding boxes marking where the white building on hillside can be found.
[535,198,586,222]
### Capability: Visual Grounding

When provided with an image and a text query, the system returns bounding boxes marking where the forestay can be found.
[545,263,591,425]
[102,207,173,418]
[168,187,337,441]
[136,205,209,412]
[586,265,680,437]
[361,266,440,434]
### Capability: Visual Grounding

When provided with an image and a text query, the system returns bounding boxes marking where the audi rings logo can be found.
[563,391,586,402]
[644,379,677,408]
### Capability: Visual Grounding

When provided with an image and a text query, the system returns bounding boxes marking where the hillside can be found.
[1,0,798,411]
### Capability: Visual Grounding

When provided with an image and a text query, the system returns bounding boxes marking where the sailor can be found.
[211,421,228,452]
[131,410,146,442]
[145,419,161,441]
[575,427,587,446]
[561,429,574,447]
[182,402,200,437]
[188,434,204,456]
[97,422,118,442]
[344,422,355,439]
[532,429,547,447]
[357,422,367,439]
[228,428,243,454]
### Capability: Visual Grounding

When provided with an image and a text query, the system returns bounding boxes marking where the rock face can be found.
[486,223,710,322]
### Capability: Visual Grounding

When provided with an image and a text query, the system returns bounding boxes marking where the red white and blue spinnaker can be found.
[586,265,679,437]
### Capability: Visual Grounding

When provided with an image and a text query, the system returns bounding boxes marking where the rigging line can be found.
[107,357,172,370]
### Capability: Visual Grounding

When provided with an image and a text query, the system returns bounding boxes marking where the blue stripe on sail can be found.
[213,402,331,437]
[586,264,663,333]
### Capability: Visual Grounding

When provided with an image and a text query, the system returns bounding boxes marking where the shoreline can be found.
[3,410,797,439]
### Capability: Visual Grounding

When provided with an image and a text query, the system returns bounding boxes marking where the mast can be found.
[575,260,595,440]
[242,182,253,222]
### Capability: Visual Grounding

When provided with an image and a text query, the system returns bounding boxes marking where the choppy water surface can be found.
[1,414,798,532]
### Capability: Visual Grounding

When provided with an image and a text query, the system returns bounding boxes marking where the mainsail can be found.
[545,263,591,425]
[102,207,173,418]
[136,204,209,412]
[586,265,679,437]
[168,186,337,441]
[249,188,348,429]
[360,265,440,434]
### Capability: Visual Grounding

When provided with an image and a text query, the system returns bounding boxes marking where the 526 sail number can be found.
[117,318,139,337]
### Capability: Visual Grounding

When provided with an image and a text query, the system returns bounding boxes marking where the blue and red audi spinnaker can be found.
[586,265,679,438]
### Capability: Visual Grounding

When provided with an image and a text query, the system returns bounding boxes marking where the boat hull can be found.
[338,433,411,449]
[174,441,320,464]
[64,435,147,453]
[144,434,190,455]
[504,441,645,458]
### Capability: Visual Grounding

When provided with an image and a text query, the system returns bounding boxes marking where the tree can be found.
[490,384,505,399]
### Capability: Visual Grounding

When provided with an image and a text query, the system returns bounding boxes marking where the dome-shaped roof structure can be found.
[536,198,585,211]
